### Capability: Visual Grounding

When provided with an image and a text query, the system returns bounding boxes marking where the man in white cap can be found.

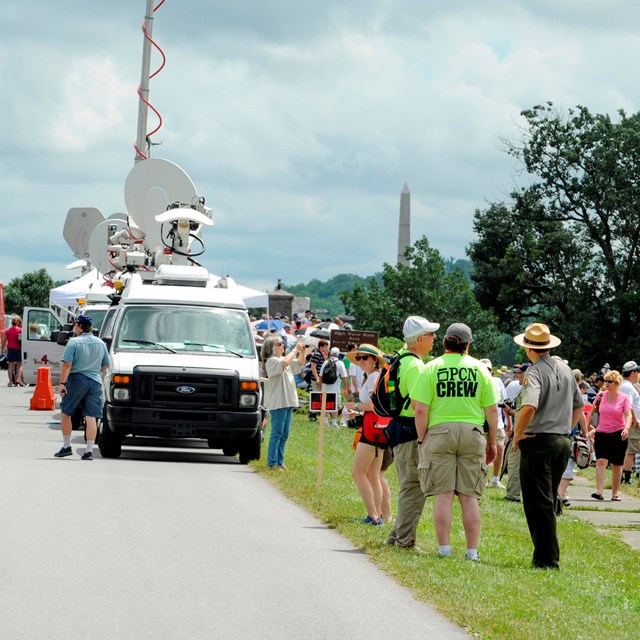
[513,322,584,569]
[385,315,439,550]
[620,361,640,484]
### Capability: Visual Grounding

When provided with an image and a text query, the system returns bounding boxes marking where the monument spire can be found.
[397,182,411,265]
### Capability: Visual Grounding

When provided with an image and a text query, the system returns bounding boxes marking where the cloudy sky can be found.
[2,1,640,292]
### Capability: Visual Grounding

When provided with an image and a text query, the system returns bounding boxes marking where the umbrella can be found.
[337,315,355,323]
[316,321,340,332]
[310,329,331,339]
[254,319,286,331]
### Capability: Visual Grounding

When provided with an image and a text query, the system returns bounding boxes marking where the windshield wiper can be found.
[121,339,176,353]
[183,341,244,357]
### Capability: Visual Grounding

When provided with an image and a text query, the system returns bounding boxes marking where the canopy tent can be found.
[49,270,112,307]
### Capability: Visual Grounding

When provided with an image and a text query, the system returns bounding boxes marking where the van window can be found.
[26,310,61,341]
[115,306,255,356]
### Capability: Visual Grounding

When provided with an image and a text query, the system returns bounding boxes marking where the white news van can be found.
[98,265,262,462]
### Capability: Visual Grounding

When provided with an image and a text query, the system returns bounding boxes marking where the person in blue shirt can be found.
[55,315,109,460]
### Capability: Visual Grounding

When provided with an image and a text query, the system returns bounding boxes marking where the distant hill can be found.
[284,258,472,317]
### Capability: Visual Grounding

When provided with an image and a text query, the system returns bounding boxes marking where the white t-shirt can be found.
[349,361,365,392]
[359,371,380,404]
[319,357,348,395]
[491,377,508,429]
[620,379,640,422]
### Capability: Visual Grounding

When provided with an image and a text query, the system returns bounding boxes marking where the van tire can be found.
[238,429,261,464]
[98,413,122,458]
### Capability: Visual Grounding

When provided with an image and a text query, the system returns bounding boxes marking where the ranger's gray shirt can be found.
[517,354,583,435]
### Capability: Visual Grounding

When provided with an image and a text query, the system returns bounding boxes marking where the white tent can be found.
[49,270,112,307]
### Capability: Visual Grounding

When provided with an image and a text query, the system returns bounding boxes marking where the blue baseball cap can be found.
[76,315,93,327]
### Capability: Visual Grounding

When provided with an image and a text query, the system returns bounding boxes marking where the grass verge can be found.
[253,413,640,640]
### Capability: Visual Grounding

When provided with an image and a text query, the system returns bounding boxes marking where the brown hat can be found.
[513,322,561,350]
[345,343,387,367]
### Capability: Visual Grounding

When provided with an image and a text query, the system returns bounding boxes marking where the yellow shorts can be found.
[418,422,488,498]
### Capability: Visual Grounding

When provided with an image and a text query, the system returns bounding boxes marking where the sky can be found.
[2,1,640,292]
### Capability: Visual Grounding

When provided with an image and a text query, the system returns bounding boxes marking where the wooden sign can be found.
[329,329,379,351]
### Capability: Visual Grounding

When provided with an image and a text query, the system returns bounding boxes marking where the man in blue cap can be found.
[55,315,109,460]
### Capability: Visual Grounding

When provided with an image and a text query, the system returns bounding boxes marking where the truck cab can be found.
[99,265,262,463]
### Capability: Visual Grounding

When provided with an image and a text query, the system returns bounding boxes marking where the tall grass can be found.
[254,413,640,640]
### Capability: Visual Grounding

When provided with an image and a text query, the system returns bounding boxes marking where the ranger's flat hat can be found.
[514,322,561,350]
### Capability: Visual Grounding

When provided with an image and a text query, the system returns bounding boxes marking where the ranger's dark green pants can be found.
[519,434,571,569]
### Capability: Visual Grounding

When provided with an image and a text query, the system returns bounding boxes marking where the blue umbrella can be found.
[255,319,286,331]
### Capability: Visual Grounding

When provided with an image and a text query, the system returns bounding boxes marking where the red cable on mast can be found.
[134,0,168,160]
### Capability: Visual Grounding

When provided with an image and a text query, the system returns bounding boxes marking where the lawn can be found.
[253,412,640,640]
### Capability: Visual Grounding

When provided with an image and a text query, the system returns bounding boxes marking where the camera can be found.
[346,415,364,429]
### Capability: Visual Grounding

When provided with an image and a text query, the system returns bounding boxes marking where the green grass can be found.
[253,413,640,640]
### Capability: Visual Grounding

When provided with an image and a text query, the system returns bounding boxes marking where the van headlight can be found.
[239,393,257,408]
[113,387,131,401]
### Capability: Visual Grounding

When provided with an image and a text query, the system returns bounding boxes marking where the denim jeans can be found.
[267,407,293,467]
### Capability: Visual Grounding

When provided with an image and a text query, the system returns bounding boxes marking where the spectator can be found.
[261,335,306,470]
[345,344,391,526]
[308,340,329,421]
[620,361,640,485]
[319,347,349,427]
[385,315,439,550]
[411,323,498,561]
[2,316,25,387]
[480,359,510,490]
[587,369,631,501]
[503,363,529,502]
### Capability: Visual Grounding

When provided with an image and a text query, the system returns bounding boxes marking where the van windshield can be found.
[114,306,255,356]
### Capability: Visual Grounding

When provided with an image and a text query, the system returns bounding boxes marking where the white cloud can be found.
[2,0,640,294]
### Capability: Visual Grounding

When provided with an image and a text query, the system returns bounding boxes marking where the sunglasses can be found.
[604,380,614,384]
[355,354,371,361]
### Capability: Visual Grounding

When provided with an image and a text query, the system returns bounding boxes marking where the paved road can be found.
[0,382,469,640]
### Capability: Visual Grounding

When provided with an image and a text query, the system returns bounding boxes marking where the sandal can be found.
[591,492,604,501]
[611,495,622,502]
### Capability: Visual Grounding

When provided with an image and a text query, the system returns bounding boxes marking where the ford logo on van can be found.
[176,385,196,395]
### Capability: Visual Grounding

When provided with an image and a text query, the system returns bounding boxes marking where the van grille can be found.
[132,366,237,409]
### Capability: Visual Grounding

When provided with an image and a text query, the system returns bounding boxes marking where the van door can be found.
[22,307,66,385]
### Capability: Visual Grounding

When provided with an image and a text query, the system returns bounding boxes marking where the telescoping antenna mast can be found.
[134,0,165,164]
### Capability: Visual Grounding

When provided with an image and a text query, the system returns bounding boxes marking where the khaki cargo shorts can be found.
[626,425,640,455]
[496,426,506,447]
[418,422,488,498]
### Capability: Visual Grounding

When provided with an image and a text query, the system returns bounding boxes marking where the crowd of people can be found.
[258,310,640,568]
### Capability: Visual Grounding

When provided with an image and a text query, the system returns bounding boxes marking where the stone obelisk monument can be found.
[397,182,411,265]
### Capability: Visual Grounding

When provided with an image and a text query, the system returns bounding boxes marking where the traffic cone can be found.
[30,367,56,411]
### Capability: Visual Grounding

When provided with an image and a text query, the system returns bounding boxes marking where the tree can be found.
[468,103,640,371]
[340,236,501,358]
[5,269,54,315]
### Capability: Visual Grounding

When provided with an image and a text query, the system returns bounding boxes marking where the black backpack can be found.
[321,357,339,384]
[371,352,419,418]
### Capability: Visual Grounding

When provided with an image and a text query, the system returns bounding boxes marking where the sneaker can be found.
[438,549,453,558]
[362,515,383,526]
[54,446,72,458]
[465,554,480,562]
[489,479,506,489]
[81,451,93,461]
[504,495,521,502]
[331,420,339,428]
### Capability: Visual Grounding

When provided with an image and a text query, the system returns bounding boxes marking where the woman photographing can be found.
[261,335,306,470]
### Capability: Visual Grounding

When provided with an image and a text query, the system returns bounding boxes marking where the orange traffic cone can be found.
[30,367,56,411]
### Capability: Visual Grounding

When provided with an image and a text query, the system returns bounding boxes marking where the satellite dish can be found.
[124,158,198,255]
[87,218,129,276]
[66,259,88,271]
[63,207,105,259]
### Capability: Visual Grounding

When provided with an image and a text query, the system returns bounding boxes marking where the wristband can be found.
[60,382,67,386]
